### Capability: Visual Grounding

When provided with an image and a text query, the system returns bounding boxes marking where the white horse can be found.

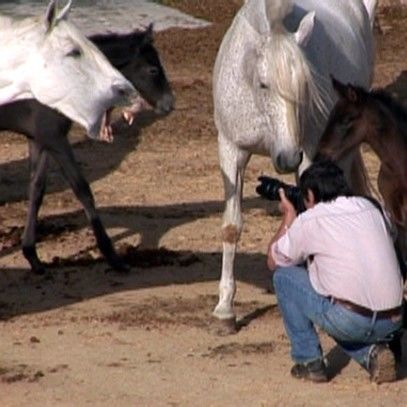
[212,0,377,330]
[0,0,135,139]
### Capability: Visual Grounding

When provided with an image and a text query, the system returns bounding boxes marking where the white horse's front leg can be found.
[213,134,250,330]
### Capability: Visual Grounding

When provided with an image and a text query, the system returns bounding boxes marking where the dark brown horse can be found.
[316,77,407,278]
[0,25,174,274]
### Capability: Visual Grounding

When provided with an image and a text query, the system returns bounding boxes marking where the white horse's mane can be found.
[261,0,330,125]
[265,31,330,119]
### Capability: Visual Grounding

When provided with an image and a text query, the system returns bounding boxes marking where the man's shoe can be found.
[368,344,397,384]
[290,358,328,383]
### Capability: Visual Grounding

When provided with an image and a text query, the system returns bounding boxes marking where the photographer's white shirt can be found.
[271,196,403,311]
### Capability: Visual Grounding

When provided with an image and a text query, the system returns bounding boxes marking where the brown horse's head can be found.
[316,77,376,161]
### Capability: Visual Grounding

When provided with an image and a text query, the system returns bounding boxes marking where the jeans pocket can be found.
[321,305,371,342]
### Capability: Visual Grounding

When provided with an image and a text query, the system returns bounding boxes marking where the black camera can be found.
[256,176,305,213]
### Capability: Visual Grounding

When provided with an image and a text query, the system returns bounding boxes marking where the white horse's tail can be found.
[362,0,378,29]
[264,0,293,29]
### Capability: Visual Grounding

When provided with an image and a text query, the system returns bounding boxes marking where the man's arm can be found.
[267,189,297,271]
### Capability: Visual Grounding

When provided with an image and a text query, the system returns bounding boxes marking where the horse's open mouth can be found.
[121,96,152,125]
[98,96,151,143]
[97,96,152,143]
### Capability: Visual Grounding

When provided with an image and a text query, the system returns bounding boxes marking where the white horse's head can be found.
[243,3,325,173]
[0,0,136,139]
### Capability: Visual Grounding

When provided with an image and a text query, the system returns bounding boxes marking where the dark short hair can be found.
[299,160,351,203]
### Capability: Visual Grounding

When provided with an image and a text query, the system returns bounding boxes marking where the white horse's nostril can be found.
[112,80,135,98]
[114,85,129,97]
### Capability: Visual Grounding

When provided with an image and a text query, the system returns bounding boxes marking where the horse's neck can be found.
[370,127,407,182]
[376,100,407,167]
[0,17,42,104]
[0,16,42,65]
[0,15,41,39]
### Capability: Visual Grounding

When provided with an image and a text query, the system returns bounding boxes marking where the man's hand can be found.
[278,188,297,220]
[267,189,298,271]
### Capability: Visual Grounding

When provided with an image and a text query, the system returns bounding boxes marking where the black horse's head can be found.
[91,24,175,115]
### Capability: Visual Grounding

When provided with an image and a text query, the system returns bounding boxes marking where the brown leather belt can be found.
[330,297,402,319]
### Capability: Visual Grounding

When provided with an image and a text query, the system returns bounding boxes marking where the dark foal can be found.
[316,77,407,279]
[0,25,174,274]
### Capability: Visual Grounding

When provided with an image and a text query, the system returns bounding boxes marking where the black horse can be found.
[0,24,175,274]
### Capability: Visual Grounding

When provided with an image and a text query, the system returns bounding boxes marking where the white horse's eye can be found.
[260,82,269,90]
[66,48,82,58]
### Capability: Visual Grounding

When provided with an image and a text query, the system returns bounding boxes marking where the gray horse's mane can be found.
[265,30,330,120]
[256,0,330,123]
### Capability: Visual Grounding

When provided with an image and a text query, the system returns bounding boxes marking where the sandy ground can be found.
[0,1,407,406]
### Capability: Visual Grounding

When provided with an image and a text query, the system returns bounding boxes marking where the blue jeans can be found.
[273,266,403,367]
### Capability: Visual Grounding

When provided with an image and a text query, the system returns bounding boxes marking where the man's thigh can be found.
[273,266,331,322]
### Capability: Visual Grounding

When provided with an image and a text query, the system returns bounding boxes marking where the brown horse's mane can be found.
[370,88,407,143]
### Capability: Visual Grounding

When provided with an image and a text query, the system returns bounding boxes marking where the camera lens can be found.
[256,176,305,213]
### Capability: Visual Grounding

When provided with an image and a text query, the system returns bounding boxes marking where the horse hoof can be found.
[211,316,238,336]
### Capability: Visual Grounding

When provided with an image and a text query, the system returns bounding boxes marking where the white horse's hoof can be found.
[211,316,237,336]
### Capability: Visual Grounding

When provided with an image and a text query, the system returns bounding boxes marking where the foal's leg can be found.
[48,139,129,272]
[22,142,49,274]
[214,134,250,330]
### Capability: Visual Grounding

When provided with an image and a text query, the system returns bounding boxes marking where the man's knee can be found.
[272,267,286,289]
[273,265,309,292]
[273,266,297,290]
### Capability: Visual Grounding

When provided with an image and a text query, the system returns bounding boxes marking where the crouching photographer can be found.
[258,160,404,384]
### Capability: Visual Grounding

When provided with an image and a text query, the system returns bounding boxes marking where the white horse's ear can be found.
[56,0,73,23]
[45,0,72,30]
[294,11,315,46]
[45,0,57,30]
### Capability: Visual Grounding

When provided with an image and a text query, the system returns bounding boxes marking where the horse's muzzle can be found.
[156,93,176,115]
[275,150,303,173]
[112,80,136,103]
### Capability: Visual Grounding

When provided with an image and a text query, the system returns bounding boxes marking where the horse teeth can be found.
[122,110,134,125]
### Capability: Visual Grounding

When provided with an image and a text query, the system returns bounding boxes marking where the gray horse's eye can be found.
[260,82,268,90]
[66,48,82,58]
